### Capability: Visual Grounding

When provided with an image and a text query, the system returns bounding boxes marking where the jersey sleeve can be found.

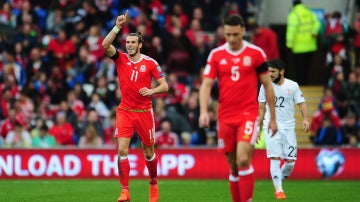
[258,85,266,103]
[110,50,120,61]
[203,51,218,79]
[293,82,306,104]
[254,49,268,75]
[151,60,165,80]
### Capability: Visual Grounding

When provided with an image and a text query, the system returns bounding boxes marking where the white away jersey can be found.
[258,78,305,129]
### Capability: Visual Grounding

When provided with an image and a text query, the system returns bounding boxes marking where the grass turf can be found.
[0,179,359,202]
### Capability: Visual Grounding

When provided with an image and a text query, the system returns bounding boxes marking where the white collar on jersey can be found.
[225,40,248,55]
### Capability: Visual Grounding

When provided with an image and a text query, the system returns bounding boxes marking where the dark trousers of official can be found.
[293,51,314,85]
[354,47,360,67]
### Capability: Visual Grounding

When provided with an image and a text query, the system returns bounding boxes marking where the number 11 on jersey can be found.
[131,70,138,82]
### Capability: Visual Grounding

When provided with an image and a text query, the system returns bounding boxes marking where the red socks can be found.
[229,174,240,202]
[118,157,130,190]
[238,165,255,202]
[146,154,158,185]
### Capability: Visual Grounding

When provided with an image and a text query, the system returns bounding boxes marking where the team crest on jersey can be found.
[127,62,131,66]
[286,89,292,95]
[232,58,240,64]
[242,56,251,66]
[220,59,227,65]
[114,128,118,136]
[140,65,146,72]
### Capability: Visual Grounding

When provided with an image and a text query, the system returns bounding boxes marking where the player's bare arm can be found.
[198,78,214,128]
[259,73,278,136]
[139,77,168,96]
[256,102,266,143]
[258,102,266,128]
[102,10,128,57]
[298,102,310,133]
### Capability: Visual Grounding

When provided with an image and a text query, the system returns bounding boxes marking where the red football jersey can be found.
[114,51,165,110]
[203,41,267,120]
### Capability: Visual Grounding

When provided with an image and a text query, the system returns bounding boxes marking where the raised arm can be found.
[102,10,128,57]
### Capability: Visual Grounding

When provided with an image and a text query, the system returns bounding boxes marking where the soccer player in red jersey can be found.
[102,11,168,202]
[199,15,278,202]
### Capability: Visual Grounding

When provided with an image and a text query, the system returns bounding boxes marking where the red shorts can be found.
[217,115,259,153]
[115,108,155,146]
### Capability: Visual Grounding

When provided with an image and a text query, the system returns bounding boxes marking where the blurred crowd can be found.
[0,0,359,149]
[0,0,261,148]
[309,8,360,147]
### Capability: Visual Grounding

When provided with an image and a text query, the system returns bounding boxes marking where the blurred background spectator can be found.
[78,124,103,148]
[155,118,179,148]
[4,120,32,148]
[32,123,56,148]
[48,111,75,146]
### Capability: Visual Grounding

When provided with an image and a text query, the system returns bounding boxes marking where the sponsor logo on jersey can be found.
[114,128,118,136]
[220,59,227,65]
[157,66,162,72]
[140,65,146,72]
[232,58,240,64]
[243,56,251,66]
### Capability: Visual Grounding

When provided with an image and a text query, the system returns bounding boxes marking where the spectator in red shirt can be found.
[18,90,34,124]
[0,2,12,26]
[155,118,179,148]
[185,19,209,47]
[85,25,105,62]
[249,22,280,60]
[0,108,18,139]
[148,0,165,16]
[310,90,342,134]
[164,3,189,33]
[165,73,189,107]
[0,87,12,119]
[47,29,76,72]
[103,109,116,146]
[49,111,75,146]
[66,90,85,121]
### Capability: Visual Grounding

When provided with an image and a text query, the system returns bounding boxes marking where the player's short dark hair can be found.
[128,32,144,44]
[224,15,245,27]
[267,59,285,70]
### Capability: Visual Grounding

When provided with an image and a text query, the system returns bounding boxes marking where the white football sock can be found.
[281,161,295,180]
[270,159,283,192]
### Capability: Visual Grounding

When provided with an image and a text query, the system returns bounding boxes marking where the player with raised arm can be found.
[258,59,310,200]
[102,11,168,202]
[199,15,278,202]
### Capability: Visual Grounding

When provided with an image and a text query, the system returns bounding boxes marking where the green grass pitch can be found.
[0,179,359,201]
